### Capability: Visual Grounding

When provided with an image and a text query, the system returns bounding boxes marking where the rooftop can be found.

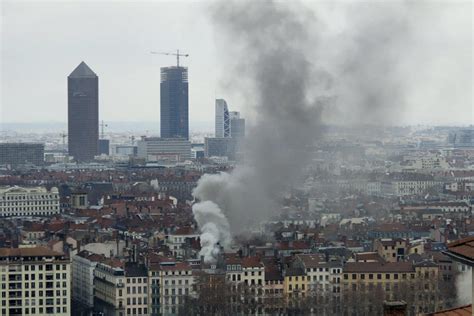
[68,61,97,78]
[428,304,472,316]
[0,247,64,258]
[344,262,414,273]
[444,236,474,266]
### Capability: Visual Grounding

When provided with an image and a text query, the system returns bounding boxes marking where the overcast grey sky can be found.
[1,0,472,127]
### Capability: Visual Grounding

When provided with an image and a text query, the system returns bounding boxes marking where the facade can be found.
[294,254,342,295]
[230,111,245,139]
[0,186,60,217]
[215,99,230,138]
[94,260,149,316]
[0,247,71,316]
[160,67,189,139]
[0,143,44,167]
[72,250,103,308]
[137,137,191,162]
[165,227,199,258]
[204,137,237,160]
[342,261,441,315]
[374,238,408,263]
[98,139,110,155]
[68,61,99,162]
[157,261,194,315]
[283,267,307,298]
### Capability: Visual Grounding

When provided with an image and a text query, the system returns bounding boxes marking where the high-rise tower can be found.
[215,99,230,138]
[68,61,99,162]
[160,66,189,139]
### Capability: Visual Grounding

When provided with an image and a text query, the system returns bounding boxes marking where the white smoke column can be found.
[192,201,232,263]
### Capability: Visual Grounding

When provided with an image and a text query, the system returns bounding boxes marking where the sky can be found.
[1,0,473,128]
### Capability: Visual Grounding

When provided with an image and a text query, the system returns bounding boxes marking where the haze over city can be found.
[1,0,472,128]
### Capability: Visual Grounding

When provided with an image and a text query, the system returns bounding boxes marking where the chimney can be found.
[383,301,407,316]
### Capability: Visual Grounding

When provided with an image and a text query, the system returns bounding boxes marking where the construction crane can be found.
[150,49,189,67]
[100,120,108,139]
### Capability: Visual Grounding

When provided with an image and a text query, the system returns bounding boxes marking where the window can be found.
[352,274,356,280]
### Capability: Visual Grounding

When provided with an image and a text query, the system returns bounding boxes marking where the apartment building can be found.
[0,247,71,316]
[283,267,307,298]
[94,260,148,316]
[342,260,441,314]
[158,261,194,315]
[0,186,60,217]
[165,227,199,258]
[72,250,103,308]
[294,254,342,294]
[374,238,408,263]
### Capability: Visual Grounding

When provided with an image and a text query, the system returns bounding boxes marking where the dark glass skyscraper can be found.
[68,61,99,162]
[160,66,189,139]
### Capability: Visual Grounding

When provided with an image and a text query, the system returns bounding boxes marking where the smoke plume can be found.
[193,0,324,262]
[192,0,472,262]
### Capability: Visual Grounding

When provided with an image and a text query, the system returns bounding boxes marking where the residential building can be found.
[215,99,230,138]
[137,137,191,162]
[0,247,71,316]
[68,61,99,162]
[0,143,44,167]
[374,238,408,263]
[294,254,342,295]
[72,250,103,308]
[0,186,60,217]
[342,261,441,315]
[283,267,307,298]
[160,66,189,139]
[165,227,199,258]
[157,261,194,315]
[94,260,149,316]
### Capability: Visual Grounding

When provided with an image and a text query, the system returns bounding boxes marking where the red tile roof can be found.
[447,236,474,262]
[428,304,472,316]
[0,247,64,257]
[344,262,414,273]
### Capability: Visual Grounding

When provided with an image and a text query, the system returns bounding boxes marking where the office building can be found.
[160,67,189,139]
[0,143,44,167]
[68,61,99,162]
[137,137,191,162]
[98,139,110,155]
[0,186,60,217]
[0,247,71,316]
[215,99,230,138]
[230,111,245,139]
[204,137,237,160]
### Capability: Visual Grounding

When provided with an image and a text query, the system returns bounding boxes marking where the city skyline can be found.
[1,1,472,127]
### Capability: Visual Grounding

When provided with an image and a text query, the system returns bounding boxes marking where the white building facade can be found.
[0,186,60,217]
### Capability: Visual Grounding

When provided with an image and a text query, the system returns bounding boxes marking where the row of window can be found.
[126,296,148,305]
[343,273,416,280]
[1,306,67,315]
[0,195,58,201]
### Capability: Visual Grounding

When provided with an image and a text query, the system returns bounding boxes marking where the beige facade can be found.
[0,247,71,316]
